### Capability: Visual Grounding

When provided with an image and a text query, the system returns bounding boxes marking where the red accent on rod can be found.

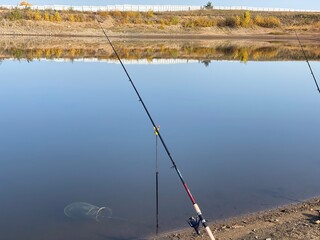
[183,183,196,204]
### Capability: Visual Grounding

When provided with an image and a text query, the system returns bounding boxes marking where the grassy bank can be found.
[0,7,319,36]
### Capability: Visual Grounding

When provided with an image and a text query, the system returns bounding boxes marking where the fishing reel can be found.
[187,216,201,235]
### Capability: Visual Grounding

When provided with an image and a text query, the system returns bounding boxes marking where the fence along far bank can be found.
[0,4,319,13]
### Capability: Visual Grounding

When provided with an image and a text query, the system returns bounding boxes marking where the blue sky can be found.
[2,1,320,10]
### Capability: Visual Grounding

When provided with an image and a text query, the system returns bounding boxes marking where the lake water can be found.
[0,40,320,239]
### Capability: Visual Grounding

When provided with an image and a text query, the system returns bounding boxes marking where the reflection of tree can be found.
[252,47,278,60]
[1,43,319,62]
[13,49,23,60]
[234,48,249,63]
[201,60,211,67]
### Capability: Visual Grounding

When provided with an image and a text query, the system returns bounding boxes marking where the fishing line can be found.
[95,16,215,240]
[295,31,320,93]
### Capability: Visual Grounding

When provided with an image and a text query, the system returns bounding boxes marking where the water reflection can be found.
[0,36,319,63]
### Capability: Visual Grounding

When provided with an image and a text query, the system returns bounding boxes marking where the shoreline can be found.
[151,197,320,240]
[1,32,319,41]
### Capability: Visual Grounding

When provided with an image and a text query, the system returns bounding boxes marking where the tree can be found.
[204,2,213,10]
[19,1,32,7]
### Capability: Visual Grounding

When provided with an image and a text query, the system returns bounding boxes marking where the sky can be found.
[2,1,320,10]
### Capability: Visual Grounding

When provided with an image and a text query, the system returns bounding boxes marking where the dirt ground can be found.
[151,197,320,240]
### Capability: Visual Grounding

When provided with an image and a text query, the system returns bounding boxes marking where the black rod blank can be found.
[295,31,320,93]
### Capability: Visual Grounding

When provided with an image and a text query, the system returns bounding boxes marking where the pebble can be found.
[266,238,272,240]
[232,225,244,229]
[315,220,320,224]
[267,219,279,223]
[280,209,289,213]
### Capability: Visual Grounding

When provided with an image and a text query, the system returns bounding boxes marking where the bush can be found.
[44,11,50,21]
[125,11,140,19]
[97,11,108,18]
[254,15,281,28]
[110,11,122,18]
[68,14,75,22]
[235,16,241,27]
[25,9,32,20]
[132,16,142,24]
[183,19,195,28]
[33,10,42,20]
[225,16,240,27]
[54,12,62,22]
[127,11,142,24]
[183,18,216,28]
[159,18,166,25]
[314,21,320,29]
[75,14,84,22]
[169,16,180,25]
[191,17,216,27]
[241,11,251,27]
[146,10,154,18]
[264,16,281,27]
[9,9,23,20]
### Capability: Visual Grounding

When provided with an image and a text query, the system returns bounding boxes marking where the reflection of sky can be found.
[1,0,319,10]
[0,59,320,239]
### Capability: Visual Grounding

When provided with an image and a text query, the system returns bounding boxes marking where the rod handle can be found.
[205,226,215,240]
[193,204,215,240]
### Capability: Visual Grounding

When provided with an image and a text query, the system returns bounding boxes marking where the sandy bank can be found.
[150,197,320,240]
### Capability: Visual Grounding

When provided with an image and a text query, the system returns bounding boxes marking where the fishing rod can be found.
[95,16,215,240]
[154,126,160,236]
[295,31,320,93]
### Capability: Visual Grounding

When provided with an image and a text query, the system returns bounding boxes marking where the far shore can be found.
[0,7,319,41]
[1,33,320,42]
[151,197,320,240]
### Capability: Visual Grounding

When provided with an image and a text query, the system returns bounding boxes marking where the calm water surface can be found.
[0,57,320,239]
